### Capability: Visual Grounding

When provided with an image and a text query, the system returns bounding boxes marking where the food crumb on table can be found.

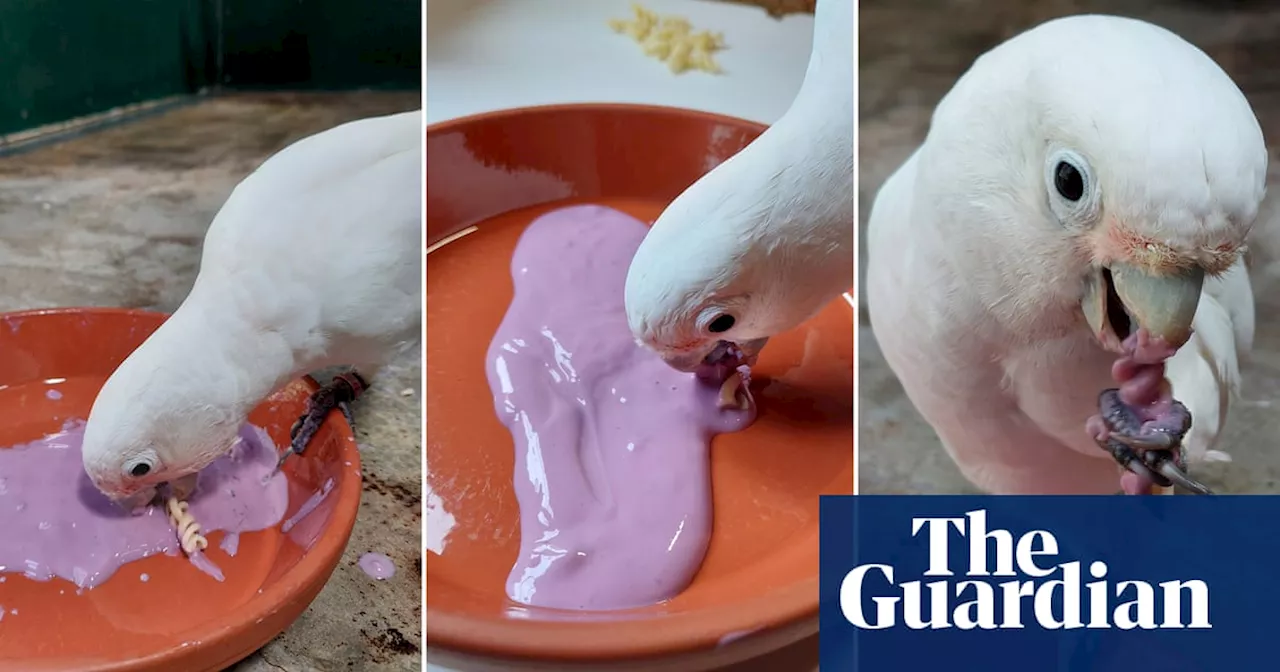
[608,3,727,74]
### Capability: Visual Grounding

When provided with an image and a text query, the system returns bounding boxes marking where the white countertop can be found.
[424,1,814,669]
[426,0,814,126]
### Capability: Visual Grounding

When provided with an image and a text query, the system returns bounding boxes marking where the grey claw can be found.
[1153,458,1214,495]
[275,448,294,473]
[1097,437,1172,489]
[1123,454,1172,489]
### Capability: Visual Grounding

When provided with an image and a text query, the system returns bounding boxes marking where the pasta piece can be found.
[717,371,752,411]
[609,4,727,75]
[167,497,209,555]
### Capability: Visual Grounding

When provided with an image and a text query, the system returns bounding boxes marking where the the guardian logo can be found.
[841,509,1211,631]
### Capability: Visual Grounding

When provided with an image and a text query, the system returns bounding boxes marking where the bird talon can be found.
[284,371,370,465]
[1151,453,1215,495]
[1093,387,1215,494]
[338,401,356,430]
[1098,437,1172,489]
[1096,436,1212,495]
[274,447,295,473]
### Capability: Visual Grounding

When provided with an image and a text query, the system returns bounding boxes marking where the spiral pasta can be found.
[608,4,726,75]
[718,371,751,411]
[166,497,209,555]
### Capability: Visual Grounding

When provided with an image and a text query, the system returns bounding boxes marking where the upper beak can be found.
[662,351,712,373]
[1082,261,1205,352]
[111,485,159,513]
[734,337,769,364]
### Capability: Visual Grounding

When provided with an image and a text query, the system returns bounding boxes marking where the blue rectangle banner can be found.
[819,495,1280,671]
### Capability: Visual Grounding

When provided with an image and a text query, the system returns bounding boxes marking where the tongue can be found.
[1114,330,1178,411]
[1093,329,1185,494]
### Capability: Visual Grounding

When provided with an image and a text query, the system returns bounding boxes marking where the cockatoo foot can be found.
[277,371,370,470]
[1090,389,1212,495]
[1096,388,1191,452]
[1096,433,1173,491]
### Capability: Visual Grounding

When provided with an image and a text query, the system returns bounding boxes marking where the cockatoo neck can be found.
[625,0,853,352]
[797,0,854,114]
[149,293,298,427]
[725,0,853,336]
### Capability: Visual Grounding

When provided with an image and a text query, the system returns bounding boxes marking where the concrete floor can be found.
[857,0,1280,495]
[0,92,423,670]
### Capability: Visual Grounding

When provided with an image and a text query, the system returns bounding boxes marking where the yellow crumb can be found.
[609,4,726,75]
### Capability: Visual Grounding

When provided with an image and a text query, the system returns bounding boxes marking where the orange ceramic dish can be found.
[425,104,855,667]
[0,308,362,672]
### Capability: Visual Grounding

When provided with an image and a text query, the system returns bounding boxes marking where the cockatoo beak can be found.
[98,482,158,513]
[661,346,719,373]
[659,337,770,374]
[735,337,770,363]
[1082,262,1205,352]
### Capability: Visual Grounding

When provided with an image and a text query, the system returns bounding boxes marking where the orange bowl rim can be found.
[425,101,765,137]
[0,306,365,671]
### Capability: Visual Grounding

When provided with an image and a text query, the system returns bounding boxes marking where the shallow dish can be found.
[425,104,854,670]
[0,307,362,671]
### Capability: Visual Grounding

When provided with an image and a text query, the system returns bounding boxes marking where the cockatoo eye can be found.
[125,457,154,478]
[707,314,736,333]
[1054,161,1085,201]
[1044,149,1097,225]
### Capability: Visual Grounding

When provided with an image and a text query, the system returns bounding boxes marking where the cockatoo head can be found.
[923,15,1267,353]
[81,327,243,509]
[623,142,852,376]
[622,201,770,375]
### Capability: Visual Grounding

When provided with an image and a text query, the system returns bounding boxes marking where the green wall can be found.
[220,0,421,90]
[0,0,211,136]
[0,0,420,137]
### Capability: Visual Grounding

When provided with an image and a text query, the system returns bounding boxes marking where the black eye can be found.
[1054,161,1085,202]
[708,314,735,333]
[130,462,151,477]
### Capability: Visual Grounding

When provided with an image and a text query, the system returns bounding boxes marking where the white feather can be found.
[867,15,1266,494]
[623,0,854,365]
[1166,260,1253,466]
[81,110,423,500]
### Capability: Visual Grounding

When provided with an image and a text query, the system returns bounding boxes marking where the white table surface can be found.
[426,0,814,126]
[424,1,814,669]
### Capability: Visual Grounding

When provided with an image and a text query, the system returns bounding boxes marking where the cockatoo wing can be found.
[1165,259,1253,466]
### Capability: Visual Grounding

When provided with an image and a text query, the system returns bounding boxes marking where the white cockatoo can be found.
[82,110,423,507]
[867,15,1266,495]
[624,0,854,376]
